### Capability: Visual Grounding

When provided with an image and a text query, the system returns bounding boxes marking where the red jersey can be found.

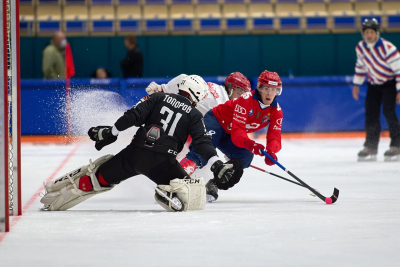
[212,90,283,153]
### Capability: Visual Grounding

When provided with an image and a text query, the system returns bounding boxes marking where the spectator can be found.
[120,36,143,78]
[91,68,112,79]
[352,19,400,162]
[42,31,66,79]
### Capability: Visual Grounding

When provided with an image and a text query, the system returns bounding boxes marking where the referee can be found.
[352,18,400,161]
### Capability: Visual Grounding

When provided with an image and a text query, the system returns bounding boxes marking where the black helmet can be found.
[362,18,379,32]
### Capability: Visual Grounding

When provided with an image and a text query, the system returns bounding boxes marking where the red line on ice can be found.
[0,144,80,243]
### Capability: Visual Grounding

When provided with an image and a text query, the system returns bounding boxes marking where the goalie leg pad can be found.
[40,187,109,211]
[155,178,206,212]
[44,154,114,193]
[40,154,114,211]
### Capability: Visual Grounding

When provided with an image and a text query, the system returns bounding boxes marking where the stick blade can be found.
[330,188,339,204]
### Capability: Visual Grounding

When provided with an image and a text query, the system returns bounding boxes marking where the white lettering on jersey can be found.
[168,149,178,155]
[163,95,192,113]
[233,117,246,124]
[276,118,282,126]
[246,123,260,129]
[227,121,260,130]
[273,125,281,130]
[235,104,247,115]
[206,130,216,136]
[235,114,246,121]
[242,92,251,99]
[207,82,220,99]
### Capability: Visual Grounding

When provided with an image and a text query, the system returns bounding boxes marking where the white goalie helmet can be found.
[178,75,209,106]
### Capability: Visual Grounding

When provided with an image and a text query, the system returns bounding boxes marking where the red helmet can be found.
[225,72,251,92]
[257,70,282,95]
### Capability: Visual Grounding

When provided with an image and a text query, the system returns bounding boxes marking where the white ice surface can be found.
[1,137,399,267]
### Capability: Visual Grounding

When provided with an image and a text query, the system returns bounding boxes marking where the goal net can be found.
[1,0,21,233]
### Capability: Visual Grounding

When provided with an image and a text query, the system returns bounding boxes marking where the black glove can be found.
[88,126,118,151]
[214,159,244,190]
[210,160,235,184]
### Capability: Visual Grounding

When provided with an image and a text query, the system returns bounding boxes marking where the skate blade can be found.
[384,155,400,162]
[358,155,377,162]
[39,205,50,211]
[155,188,184,211]
[206,194,216,203]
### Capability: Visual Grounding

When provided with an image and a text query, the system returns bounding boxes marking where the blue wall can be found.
[21,33,400,79]
[21,76,400,135]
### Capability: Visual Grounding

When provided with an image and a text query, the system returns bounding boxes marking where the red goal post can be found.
[1,0,21,233]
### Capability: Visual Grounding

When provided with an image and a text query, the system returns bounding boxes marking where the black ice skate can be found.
[206,179,218,203]
[384,147,400,162]
[358,147,377,162]
[154,187,184,212]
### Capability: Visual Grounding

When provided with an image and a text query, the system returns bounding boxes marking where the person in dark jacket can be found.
[120,36,143,78]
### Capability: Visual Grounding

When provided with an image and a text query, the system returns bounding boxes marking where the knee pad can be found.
[215,159,243,190]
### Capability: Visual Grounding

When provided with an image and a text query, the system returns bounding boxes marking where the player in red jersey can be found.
[180,70,283,202]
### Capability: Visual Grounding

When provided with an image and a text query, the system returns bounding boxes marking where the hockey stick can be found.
[250,165,317,197]
[262,150,339,204]
[250,165,306,188]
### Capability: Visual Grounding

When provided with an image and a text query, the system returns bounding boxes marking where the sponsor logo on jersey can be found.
[246,123,260,129]
[207,82,220,99]
[206,130,216,136]
[273,125,281,130]
[262,115,270,124]
[235,104,247,115]
[256,112,262,119]
[233,117,246,125]
[276,118,282,126]
[229,120,260,130]
[168,149,178,155]
[235,114,247,121]
[249,109,253,117]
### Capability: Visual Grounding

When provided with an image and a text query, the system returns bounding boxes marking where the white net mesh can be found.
[6,0,15,214]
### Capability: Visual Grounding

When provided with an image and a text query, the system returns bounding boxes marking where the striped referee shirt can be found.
[353,37,400,91]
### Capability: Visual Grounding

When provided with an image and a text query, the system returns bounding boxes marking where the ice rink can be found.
[0,136,399,267]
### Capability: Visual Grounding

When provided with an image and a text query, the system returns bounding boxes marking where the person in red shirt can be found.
[180,70,283,202]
